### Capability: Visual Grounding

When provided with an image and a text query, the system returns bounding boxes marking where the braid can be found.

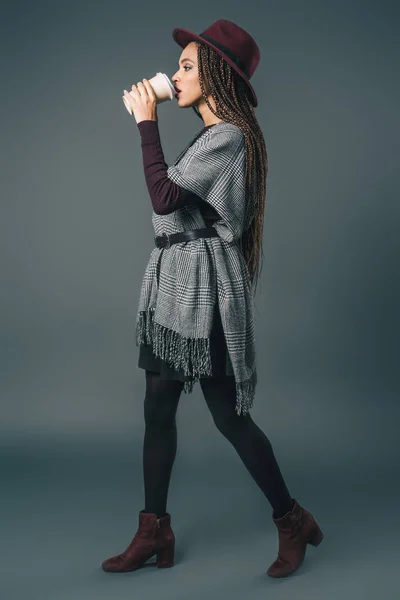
[194,41,268,297]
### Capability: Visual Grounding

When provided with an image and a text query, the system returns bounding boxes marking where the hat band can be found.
[199,33,251,79]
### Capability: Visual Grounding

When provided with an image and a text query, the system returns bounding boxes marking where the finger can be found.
[142,79,155,100]
[133,83,145,99]
[137,81,146,96]
[124,89,136,109]
[128,85,138,101]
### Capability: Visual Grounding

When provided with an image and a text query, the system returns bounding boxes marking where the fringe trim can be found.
[234,369,257,416]
[136,308,257,414]
[136,308,213,387]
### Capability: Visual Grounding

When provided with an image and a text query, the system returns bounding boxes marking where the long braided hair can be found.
[193,41,268,296]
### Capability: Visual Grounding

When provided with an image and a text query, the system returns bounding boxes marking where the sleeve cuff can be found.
[137,120,160,144]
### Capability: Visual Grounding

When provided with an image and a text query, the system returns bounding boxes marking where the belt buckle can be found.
[160,232,171,249]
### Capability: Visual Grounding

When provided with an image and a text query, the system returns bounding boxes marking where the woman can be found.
[102,19,323,578]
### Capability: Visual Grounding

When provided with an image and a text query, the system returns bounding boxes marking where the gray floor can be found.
[2,428,399,600]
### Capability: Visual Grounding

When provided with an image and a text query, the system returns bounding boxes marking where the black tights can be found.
[142,370,294,520]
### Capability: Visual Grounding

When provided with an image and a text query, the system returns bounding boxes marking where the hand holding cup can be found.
[123,80,158,125]
[122,73,175,120]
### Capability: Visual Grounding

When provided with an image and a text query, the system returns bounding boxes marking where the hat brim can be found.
[172,27,258,107]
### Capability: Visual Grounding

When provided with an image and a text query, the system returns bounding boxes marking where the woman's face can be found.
[171,42,210,107]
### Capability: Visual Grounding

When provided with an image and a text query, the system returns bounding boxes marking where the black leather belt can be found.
[154,227,219,249]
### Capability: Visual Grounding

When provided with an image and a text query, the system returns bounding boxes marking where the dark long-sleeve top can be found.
[136,120,220,226]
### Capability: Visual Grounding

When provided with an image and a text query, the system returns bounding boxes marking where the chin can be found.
[177,95,196,108]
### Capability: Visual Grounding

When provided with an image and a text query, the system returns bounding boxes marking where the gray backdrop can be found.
[1,1,399,599]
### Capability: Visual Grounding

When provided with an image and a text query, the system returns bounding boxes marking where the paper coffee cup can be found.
[122,72,175,115]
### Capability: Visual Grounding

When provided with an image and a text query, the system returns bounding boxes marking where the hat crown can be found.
[199,19,260,79]
[172,18,260,106]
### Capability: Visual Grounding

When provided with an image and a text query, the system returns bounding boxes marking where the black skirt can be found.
[138,302,230,381]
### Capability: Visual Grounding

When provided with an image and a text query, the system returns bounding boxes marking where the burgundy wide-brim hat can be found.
[172,19,260,107]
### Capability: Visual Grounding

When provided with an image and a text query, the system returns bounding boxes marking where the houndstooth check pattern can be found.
[135,122,257,415]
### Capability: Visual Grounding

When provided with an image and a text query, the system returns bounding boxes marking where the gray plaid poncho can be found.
[135,121,257,415]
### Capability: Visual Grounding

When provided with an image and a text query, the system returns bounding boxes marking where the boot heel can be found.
[308,525,324,547]
[156,542,175,568]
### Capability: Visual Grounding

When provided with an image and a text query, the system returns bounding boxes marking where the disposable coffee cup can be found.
[122,72,175,115]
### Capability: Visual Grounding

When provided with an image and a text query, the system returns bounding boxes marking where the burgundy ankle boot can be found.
[266,498,324,578]
[102,510,175,572]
